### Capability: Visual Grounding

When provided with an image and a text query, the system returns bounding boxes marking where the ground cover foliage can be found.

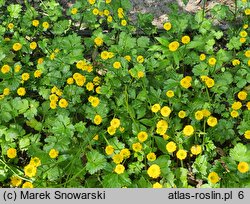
[0,0,250,188]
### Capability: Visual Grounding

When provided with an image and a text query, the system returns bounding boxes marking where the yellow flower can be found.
[71,8,78,15]
[113,61,121,69]
[232,59,240,66]
[13,43,22,51]
[96,86,101,94]
[166,141,177,153]
[10,176,22,187]
[88,0,96,4]
[120,148,131,158]
[205,77,215,88]
[29,157,41,167]
[49,149,59,158]
[92,8,99,15]
[207,116,218,127]
[243,24,248,29]
[190,145,202,155]
[106,0,111,3]
[17,87,26,96]
[156,120,168,135]
[105,145,114,155]
[94,114,102,125]
[15,64,21,72]
[156,120,168,129]
[238,91,247,100]
[104,9,110,16]
[245,50,250,58]
[124,55,131,62]
[244,130,250,139]
[107,126,116,135]
[147,164,161,179]
[22,182,33,188]
[137,71,145,78]
[166,90,174,98]
[147,152,156,161]
[8,23,14,29]
[183,125,194,136]
[160,106,171,117]
[24,164,37,178]
[240,38,246,43]
[230,110,239,118]
[248,59,250,66]
[42,22,49,29]
[30,41,37,50]
[180,76,192,89]
[137,131,148,142]
[121,19,127,26]
[246,102,250,110]
[66,77,74,85]
[202,109,211,117]
[178,110,186,118]
[240,30,248,38]
[110,118,120,128]
[49,94,59,102]
[22,73,30,81]
[238,162,249,173]
[3,88,10,96]
[50,101,57,109]
[100,51,109,60]
[94,37,103,46]
[169,41,180,52]
[37,58,44,64]
[7,148,17,159]
[208,57,216,66]
[200,53,206,61]
[151,104,161,113]
[114,164,125,174]
[112,154,123,164]
[137,55,144,63]
[107,15,113,23]
[132,142,142,152]
[76,60,86,69]
[118,8,124,19]
[86,82,94,91]
[181,35,190,44]
[176,149,187,160]
[32,19,39,27]
[163,22,171,31]
[88,96,100,107]
[231,101,242,110]
[208,172,220,184]
[34,70,42,78]
[195,110,203,120]
[59,98,68,108]
[93,134,99,141]
[153,182,162,188]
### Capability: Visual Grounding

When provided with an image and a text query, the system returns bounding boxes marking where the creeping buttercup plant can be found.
[0,0,250,188]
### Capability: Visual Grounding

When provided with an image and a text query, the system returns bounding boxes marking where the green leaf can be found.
[137,36,150,48]
[226,37,242,50]
[7,4,22,18]
[154,136,167,153]
[155,37,169,46]
[176,167,188,187]
[102,173,131,188]
[86,150,107,174]
[52,20,70,35]
[192,155,208,177]
[19,136,30,150]
[74,121,86,133]
[230,143,250,162]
